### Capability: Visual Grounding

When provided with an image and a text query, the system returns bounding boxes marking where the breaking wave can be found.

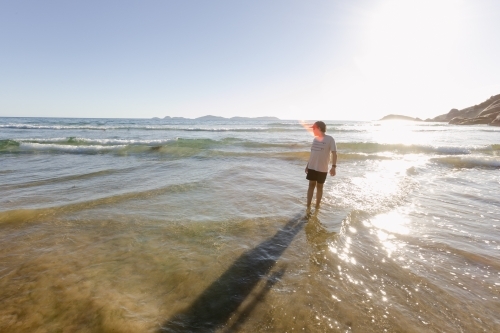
[431,156,500,169]
[2,138,498,166]
[337,142,499,155]
[0,123,383,133]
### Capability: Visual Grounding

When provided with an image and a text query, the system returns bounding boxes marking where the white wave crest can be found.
[17,137,176,146]
[19,142,127,153]
[431,156,500,168]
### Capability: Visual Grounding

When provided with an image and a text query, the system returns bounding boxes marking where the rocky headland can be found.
[381,94,500,126]
[426,93,500,126]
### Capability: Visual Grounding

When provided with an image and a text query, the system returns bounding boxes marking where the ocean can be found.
[0,117,499,332]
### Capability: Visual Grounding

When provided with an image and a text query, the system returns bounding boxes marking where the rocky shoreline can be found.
[428,93,500,126]
[381,93,500,126]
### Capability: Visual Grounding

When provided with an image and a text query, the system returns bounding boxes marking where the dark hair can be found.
[314,121,326,133]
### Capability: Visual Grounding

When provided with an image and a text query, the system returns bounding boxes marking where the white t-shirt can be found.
[307,135,337,173]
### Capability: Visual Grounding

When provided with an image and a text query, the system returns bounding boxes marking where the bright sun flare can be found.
[342,0,466,118]
[358,0,463,74]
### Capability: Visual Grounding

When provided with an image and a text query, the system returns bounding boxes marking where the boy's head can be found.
[312,121,326,133]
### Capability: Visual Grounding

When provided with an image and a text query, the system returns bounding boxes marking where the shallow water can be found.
[1,117,499,332]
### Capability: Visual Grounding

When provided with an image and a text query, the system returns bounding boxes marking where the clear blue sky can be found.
[1,0,499,120]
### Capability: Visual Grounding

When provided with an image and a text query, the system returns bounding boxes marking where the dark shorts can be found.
[306,169,327,184]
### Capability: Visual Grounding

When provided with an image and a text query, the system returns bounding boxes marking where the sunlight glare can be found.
[370,211,410,258]
[349,0,466,118]
[371,121,424,145]
[370,211,410,235]
[359,0,464,75]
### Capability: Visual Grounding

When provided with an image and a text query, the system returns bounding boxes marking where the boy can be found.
[305,121,337,208]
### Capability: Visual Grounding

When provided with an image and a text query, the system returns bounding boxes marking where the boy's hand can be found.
[305,166,308,174]
[329,167,336,176]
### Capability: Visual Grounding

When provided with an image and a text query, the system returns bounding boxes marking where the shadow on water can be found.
[159,213,308,333]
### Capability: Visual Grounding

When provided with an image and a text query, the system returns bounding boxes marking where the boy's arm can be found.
[330,151,337,176]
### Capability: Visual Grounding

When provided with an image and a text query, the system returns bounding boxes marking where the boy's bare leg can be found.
[315,183,324,208]
[307,181,316,207]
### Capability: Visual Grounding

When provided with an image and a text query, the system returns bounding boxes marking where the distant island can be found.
[158,115,280,121]
[379,114,422,121]
[380,93,500,126]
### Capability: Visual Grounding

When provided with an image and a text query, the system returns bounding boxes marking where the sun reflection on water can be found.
[370,211,410,235]
[369,211,410,259]
[328,159,419,213]
[371,121,433,146]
